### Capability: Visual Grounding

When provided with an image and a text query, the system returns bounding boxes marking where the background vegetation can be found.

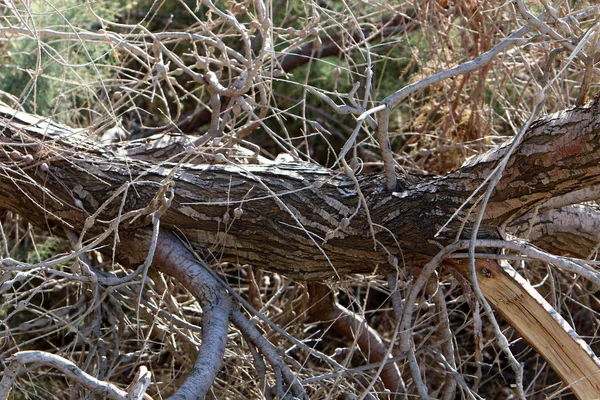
[1,0,599,398]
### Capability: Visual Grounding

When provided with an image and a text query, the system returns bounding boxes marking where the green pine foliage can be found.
[0,0,124,125]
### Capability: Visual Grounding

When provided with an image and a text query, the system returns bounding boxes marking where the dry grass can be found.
[1,0,600,398]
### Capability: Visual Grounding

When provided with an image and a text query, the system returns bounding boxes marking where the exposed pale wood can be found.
[451,259,600,399]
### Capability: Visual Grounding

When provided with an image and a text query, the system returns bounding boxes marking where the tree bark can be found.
[1,99,600,278]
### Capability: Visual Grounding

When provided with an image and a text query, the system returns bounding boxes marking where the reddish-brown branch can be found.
[279,12,418,72]
[307,283,405,398]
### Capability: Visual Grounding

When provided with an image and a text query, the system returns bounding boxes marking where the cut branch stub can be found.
[449,259,600,399]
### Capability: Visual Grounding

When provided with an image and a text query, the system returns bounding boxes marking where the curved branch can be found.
[150,232,232,400]
[0,351,150,400]
[230,309,307,399]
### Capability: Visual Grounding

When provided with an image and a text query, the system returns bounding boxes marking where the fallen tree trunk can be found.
[2,99,600,278]
[3,98,600,398]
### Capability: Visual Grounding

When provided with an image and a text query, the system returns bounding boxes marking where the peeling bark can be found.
[513,204,600,259]
[1,100,600,279]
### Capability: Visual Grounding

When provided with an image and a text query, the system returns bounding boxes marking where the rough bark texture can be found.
[1,99,600,278]
[514,204,600,259]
